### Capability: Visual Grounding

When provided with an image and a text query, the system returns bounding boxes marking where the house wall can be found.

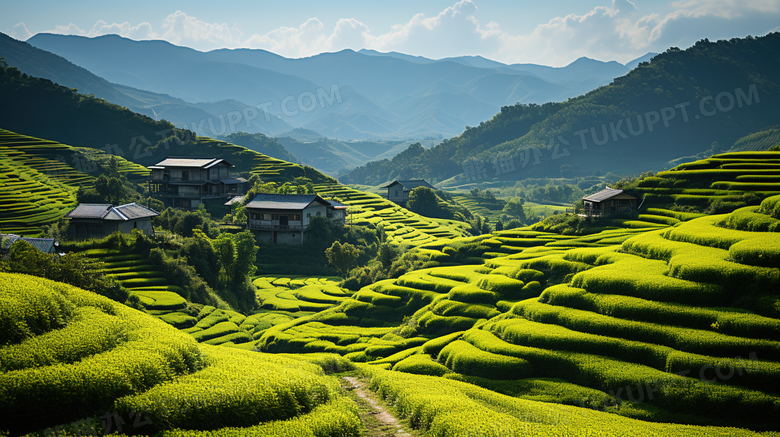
[303,204,328,225]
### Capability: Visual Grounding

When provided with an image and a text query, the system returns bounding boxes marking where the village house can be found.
[381,180,436,205]
[244,193,347,245]
[147,157,248,209]
[0,234,58,257]
[63,203,159,240]
[581,187,637,217]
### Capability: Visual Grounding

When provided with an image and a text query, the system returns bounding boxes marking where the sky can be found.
[3,0,780,67]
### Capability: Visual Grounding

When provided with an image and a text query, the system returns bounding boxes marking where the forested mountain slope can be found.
[341,33,780,184]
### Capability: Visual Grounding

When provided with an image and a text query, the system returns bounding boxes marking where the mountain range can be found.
[340,33,780,185]
[22,33,653,140]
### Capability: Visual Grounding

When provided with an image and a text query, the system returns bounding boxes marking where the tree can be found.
[407,187,444,217]
[377,242,400,269]
[232,230,258,281]
[502,197,526,224]
[213,235,236,284]
[495,219,504,231]
[325,241,359,276]
[94,174,124,204]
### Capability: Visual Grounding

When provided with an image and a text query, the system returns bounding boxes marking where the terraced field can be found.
[451,193,506,222]
[638,151,780,209]
[314,183,471,246]
[0,272,360,436]
[0,129,149,235]
[251,199,780,430]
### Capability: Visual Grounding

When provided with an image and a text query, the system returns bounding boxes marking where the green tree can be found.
[94,174,124,204]
[407,187,446,217]
[325,241,359,276]
[213,235,236,284]
[502,197,527,224]
[377,242,400,269]
[232,230,258,281]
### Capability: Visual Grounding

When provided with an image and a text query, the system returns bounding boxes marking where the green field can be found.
[4,125,780,435]
[0,129,148,236]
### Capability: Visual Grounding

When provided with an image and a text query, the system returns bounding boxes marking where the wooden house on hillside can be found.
[582,187,637,217]
[64,203,159,239]
[147,157,248,209]
[381,180,435,205]
[245,194,347,245]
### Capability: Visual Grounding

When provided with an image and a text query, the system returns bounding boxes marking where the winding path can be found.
[343,376,411,437]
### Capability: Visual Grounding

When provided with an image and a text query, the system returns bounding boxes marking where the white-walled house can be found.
[245,194,347,244]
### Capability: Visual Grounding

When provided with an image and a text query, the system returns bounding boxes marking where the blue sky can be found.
[4,0,779,66]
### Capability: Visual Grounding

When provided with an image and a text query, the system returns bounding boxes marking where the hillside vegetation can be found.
[341,32,780,184]
[247,195,780,431]
[0,272,361,437]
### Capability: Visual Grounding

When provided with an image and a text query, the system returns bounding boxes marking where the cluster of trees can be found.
[406,187,472,220]
[0,239,127,302]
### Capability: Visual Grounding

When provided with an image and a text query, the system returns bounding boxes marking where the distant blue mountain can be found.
[27,33,643,140]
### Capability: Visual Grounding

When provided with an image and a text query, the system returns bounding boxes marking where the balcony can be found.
[248,220,305,231]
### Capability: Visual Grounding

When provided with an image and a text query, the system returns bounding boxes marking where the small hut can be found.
[582,187,637,217]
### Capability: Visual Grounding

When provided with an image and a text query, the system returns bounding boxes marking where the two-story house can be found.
[147,157,248,208]
[245,193,347,244]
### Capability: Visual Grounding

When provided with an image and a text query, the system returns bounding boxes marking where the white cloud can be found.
[244,18,330,57]
[48,23,87,36]
[35,1,780,65]
[161,11,241,49]
[9,22,33,40]
[365,0,501,57]
[88,20,158,40]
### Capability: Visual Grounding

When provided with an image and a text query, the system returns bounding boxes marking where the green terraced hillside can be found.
[0,272,361,436]
[314,183,471,246]
[0,129,148,236]
[250,199,780,431]
[638,151,780,211]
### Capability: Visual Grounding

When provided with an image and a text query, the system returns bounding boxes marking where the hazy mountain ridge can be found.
[340,33,780,184]
[26,33,650,140]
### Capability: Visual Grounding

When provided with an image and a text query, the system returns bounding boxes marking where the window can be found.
[182,170,189,181]
[395,190,399,197]
[316,211,321,216]
[307,213,311,218]
[272,214,279,220]
[292,214,301,221]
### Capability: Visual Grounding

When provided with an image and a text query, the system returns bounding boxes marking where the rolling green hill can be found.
[631,151,780,213]
[249,199,780,431]
[340,32,780,184]
[0,129,148,236]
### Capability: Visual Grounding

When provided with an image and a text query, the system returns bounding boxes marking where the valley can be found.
[1,17,779,437]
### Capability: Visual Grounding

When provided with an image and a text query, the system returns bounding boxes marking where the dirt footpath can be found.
[343,376,412,437]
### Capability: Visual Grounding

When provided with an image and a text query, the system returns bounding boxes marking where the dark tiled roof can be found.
[325,199,349,209]
[64,204,113,219]
[381,180,435,191]
[114,203,160,220]
[151,157,234,169]
[65,203,159,221]
[1,234,56,254]
[246,194,329,210]
[583,187,636,202]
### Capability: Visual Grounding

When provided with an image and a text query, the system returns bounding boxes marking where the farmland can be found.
[0,129,148,236]
[3,126,780,435]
